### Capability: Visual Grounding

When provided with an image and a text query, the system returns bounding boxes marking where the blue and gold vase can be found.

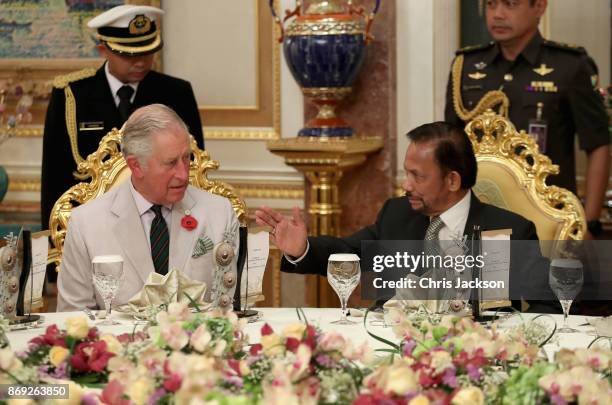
[270,0,380,137]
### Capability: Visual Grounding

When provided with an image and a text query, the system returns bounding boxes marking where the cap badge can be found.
[533,64,554,76]
[468,72,486,80]
[129,14,151,35]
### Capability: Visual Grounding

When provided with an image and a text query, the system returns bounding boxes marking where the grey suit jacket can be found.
[57,181,239,311]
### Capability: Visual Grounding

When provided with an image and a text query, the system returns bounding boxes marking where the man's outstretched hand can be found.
[255,206,308,258]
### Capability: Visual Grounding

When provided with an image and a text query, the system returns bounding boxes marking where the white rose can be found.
[282,323,306,340]
[452,386,485,405]
[384,364,418,396]
[65,316,90,339]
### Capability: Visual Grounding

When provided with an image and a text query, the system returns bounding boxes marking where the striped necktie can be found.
[424,215,444,258]
[150,204,169,275]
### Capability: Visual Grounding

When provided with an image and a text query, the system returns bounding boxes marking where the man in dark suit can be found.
[41,5,204,249]
[256,121,551,308]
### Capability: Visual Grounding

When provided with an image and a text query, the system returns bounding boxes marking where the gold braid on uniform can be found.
[452,54,510,122]
[52,68,97,180]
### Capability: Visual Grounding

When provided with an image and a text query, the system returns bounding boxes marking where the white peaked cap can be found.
[87,5,164,29]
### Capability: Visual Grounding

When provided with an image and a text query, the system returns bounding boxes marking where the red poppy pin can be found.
[181,210,198,231]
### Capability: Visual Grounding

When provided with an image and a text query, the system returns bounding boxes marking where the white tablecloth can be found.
[6,308,601,357]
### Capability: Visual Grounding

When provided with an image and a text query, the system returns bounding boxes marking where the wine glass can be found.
[92,255,124,325]
[327,253,361,325]
[549,258,583,333]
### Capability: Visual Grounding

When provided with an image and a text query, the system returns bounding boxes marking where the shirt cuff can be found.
[284,240,310,264]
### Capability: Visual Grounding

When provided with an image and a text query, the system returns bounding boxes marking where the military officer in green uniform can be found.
[444,0,609,239]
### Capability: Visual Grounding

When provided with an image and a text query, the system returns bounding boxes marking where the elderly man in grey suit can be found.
[57,104,239,311]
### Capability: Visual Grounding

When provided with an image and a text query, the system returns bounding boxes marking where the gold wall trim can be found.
[10,126,43,138]
[7,178,40,192]
[200,0,260,111]
[5,178,303,200]
[205,129,279,140]
[234,184,304,200]
[199,0,280,139]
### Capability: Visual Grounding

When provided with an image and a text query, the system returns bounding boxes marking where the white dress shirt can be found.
[104,63,138,107]
[128,180,172,249]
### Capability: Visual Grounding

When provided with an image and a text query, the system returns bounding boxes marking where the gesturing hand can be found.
[254,206,308,258]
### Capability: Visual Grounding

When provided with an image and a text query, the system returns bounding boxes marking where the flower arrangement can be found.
[18,316,117,385]
[0,304,610,404]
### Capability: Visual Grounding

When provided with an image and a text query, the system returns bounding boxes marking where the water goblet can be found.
[92,255,123,326]
[327,253,361,325]
[549,258,583,333]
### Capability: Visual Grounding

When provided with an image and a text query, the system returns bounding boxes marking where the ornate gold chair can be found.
[466,110,586,255]
[47,128,247,273]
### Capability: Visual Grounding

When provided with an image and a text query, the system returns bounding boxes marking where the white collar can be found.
[104,62,138,101]
[128,178,172,216]
[438,190,471,237]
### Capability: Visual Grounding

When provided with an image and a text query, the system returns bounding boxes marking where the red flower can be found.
[285,337,300,353]
[100,380,130,405]
[163,373,182,393]
[261,323,274,336]
[249,344,263,356]
[71,341,115,373]
[30,324,66,347]
[181,214,198,230]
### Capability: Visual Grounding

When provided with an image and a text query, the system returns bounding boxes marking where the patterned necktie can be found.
[117,85,134,122]
[150,204,169,275]
[424,215,444,259]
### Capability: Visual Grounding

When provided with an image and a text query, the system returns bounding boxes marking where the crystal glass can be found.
[92,255,124,326]
[549,258,583,333]
[327,253,361,325]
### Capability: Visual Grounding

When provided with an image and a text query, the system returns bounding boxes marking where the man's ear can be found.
[96,43,108,58]
[535,0,547,17]
[447,171,462,192]
[126,155,144,178]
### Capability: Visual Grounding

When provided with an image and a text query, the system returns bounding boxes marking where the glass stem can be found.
[105,300,112,319]
[340,297,348,321]
[563,300,572,329]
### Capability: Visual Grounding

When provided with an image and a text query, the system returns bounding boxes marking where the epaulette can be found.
[542,39,586,54]
[456,42,495,55]
[52,68,97,89]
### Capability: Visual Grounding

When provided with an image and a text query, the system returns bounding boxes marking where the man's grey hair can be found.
[121,104,190,165]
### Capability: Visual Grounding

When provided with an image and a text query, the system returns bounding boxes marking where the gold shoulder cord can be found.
[452,54,510,121]
[52,68,97,180]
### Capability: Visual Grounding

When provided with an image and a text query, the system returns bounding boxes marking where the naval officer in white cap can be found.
[41,5,204,285]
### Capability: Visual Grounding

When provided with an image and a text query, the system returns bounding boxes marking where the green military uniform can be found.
[445,31,609,193]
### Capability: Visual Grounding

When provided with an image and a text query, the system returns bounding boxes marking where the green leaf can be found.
[432,326,448,341]
[363,309,399,352]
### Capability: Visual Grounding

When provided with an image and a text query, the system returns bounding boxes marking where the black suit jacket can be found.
[41,65,204,232]
[283,193,552,306]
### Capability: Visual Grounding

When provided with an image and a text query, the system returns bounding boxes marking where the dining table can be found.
[6,308,605,360]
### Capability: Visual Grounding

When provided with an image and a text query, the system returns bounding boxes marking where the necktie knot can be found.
[425,216,444,241]
[151,204,163,217]
[117,85,134,101]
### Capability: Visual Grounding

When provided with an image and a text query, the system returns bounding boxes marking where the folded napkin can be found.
[121,268,208,313]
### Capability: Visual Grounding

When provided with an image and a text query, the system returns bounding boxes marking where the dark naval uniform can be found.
[445,31,609,193]
[40,65,205,234]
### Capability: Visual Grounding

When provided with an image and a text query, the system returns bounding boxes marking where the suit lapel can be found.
[133,71,156,109]
[169,187,197,272]
[90,65,123,127]
[463,193,486,237]
[111,182,153,283]
[409,215,429,240]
